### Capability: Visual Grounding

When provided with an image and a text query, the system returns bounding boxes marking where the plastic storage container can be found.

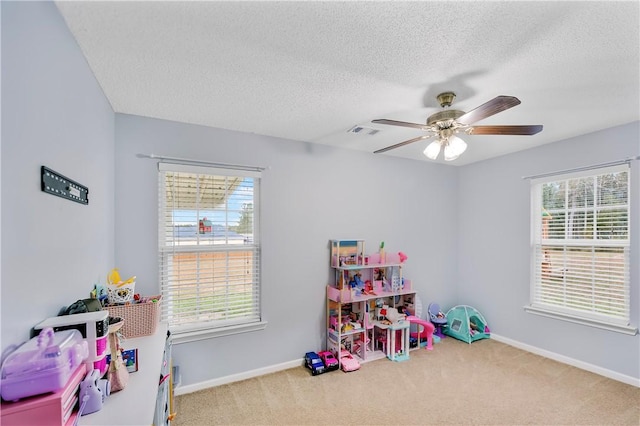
[34,310,109,377]
[0,328,88,401]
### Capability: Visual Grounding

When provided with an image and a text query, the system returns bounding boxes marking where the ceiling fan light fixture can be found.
[423,140,441,160]
[373,92,543,160]
[443,135,467,161]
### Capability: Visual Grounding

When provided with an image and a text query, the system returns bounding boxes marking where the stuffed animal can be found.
[385,307,406,323]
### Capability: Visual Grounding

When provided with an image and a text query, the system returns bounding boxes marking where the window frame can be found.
[525,164,637,335]
[158,162,267,344]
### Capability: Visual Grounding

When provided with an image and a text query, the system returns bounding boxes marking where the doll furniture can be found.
[428,302,448,338]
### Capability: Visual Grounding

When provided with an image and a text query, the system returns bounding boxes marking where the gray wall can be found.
[2,0,638,391]
[458,121,640,379]
[1,2,115,348]
[114,113,460,386]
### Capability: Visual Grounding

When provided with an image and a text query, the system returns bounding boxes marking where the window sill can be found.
[524,305,637,335]
[171,321,268,344]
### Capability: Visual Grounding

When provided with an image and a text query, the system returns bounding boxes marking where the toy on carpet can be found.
[444,304,490,343]
[428,302,448,338]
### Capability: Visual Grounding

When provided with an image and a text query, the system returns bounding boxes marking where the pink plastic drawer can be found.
[95,336,107,357]
[1,364,86,426]
[93,357,107,376]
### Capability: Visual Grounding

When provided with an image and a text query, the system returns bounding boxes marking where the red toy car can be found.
[318,350,339,371]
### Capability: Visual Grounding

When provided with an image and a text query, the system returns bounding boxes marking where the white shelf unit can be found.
[79,323,172,426]
[326,240,415,367]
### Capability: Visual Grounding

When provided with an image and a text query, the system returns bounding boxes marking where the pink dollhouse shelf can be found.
[326,283,413,303]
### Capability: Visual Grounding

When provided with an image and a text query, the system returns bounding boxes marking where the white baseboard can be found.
[491,333,640,388]
[175,336,639,395]
[175,359,303,396]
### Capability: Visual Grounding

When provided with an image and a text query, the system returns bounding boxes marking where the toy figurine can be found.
[353,273,364,290]
[364,280,375,295]
[349,273,365,294]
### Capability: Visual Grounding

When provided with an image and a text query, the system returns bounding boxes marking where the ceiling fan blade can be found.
[374,135,431,154]
[469,125,543,135]
[372,119,431,132]
[457,96,521,125]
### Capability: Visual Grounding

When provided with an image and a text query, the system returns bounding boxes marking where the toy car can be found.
[304,351,325,376]
[317,350,339,371]
[339,350,360,372]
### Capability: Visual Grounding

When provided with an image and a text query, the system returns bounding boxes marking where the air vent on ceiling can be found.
[348,125,380,136]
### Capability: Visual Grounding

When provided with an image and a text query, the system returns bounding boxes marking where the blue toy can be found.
[304,351,326,376]
[349,273,365,292]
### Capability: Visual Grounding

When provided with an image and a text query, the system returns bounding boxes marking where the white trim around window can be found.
[158,161,266,339]
[527,164,637,335]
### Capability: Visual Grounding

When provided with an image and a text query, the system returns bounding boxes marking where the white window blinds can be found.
[530,164,630,326]
[158,163,261,334]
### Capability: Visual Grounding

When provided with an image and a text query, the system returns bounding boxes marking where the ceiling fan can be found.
[372,92,543,161]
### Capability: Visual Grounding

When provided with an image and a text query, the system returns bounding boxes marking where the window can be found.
[527,164,634,334]
[158,163,264,341]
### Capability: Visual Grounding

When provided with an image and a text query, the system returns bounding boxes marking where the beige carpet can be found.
[174,338,639,425]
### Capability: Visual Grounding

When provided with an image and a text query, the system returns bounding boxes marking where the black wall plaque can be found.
[41,166,89,205]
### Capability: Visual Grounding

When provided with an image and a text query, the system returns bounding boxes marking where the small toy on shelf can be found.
[352,334,370,355]
[329,316,339,331]
[384,306,405,323]
[331,240,365,267]
[391,267,401,292]
[378,241,386,264]
[348,272,366,294]
[363,280,375,295]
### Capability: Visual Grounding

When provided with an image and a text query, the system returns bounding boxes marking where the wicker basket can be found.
[106,296,162,338]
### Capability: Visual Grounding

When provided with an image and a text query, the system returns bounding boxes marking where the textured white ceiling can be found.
[55,1,639,166]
